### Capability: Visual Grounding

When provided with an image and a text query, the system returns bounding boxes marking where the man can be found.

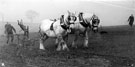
[17,19,29,39]
[128,14,134,27]
[4,22,16,44]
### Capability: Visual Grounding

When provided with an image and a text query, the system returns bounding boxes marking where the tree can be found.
[25,10,39,23]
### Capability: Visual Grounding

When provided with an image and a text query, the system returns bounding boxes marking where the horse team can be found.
[39,11,100,51]
[4,11,100,51]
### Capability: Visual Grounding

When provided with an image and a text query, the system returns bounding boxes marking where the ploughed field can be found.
[0,25,135,67]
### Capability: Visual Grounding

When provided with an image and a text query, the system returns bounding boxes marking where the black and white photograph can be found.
[0,0,135,67]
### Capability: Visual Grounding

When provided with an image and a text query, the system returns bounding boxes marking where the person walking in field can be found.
[128,14,134,27]
[4,22,16,44]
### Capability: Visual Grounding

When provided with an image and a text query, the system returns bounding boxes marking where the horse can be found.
[68,12,100,48]
[17,19,29,39]
[4,22,16,44]
[39,12,76,51]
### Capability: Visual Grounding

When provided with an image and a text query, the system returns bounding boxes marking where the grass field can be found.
[0,25,135,67]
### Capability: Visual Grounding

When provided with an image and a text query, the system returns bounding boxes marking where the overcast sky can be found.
[0,0,134,26]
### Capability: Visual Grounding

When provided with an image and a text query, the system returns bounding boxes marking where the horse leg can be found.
[72,34,78,48]
[39,34,48,50]
[55,34,68,45]
[84,31,88,47]
[56,35,69,51]
[62,41,69,51]
[55,38,59,45]
[39,38,44,50]
[56,42,62,51]
[56,36,63,51]
[64,34,68,43]
[62,35,69,51]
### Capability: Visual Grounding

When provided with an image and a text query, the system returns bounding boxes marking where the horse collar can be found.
[80,21,89,28]
[61,24,68,30]
[50,23,54,30]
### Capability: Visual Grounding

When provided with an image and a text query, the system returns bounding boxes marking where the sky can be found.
[0,0,134,35]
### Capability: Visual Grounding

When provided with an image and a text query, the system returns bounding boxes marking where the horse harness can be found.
[61,24,69,30]
[50,22,54,30]
[50,20,69,31]
[92,18,100,27]
[80,20,89,28]
[78,13,89,28]
[60,15,69,30]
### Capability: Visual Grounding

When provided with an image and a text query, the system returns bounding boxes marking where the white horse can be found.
[39,12,76,51]
[69,12,100,48]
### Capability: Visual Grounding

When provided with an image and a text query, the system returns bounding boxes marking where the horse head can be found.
[91,14,100,33]
[60,11,77,33]
[64,11,77,25]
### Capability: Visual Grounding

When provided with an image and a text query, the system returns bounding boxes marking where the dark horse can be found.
[4,22,16,44]
[17,19,29,39]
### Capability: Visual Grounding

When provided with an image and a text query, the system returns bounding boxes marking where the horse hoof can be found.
[66,49,69,51]
[84,45,88,47]
[28,38,30,40]
[19,44,22,46]
[40,48,45,50]
[63,47,69,51]
[72,45,77,48]
[56,49,61,51]
[39,47,45,50]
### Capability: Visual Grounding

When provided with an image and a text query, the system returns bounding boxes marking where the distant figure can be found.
[128,14,134,27]
[4,22,16,44]
[17,19,29,39]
